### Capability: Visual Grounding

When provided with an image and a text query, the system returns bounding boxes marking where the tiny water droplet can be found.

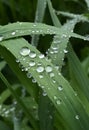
[0,36,3,41]
[39,54,45,59]
[16,59,20,63]
[29,61,36,67]
[27,73,32,78]
[54,96,57,100]
[50,73,54,77]
[39,74,43,78]
[64,49,68,53]
[29,51,36,58]
[11,32,16,35]
[56,100,61,105]
[36,66,44,73]
[75,115,79,120]
[32,78,37,83]
[58,85,63,91]
[43,91,47,96]
[45,65,53,73]
[20,47,30,56]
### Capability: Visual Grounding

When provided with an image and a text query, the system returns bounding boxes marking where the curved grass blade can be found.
[56,11,89,22]
[0,22,89,42]
[47,0,61,27]
[0,38,89,130]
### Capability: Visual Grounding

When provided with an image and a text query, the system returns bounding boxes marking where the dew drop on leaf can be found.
[58,85,63,91]
[38,54,45,59]
[45,65,53,73]
[39,74,43,78]
[36,66,44,73]
[43,91,47,96]
[29,51,36,58]
[11,31,16,35]
[75,115,79,120]
[56,100,61,105]
[50,72,55,77]
[29,61,36,67]
[27,72,32,78]
[32,78,37,83]
[63,49,68,53]
[0,36,3,41]
[20,47,30,56]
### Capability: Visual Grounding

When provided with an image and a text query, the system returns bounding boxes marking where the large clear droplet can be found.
[29,61,36,67]
[36,66,44,73]
[20,47,30,56]
[45,65,53,73]
[29,51,36,58]
[58,85,63,91]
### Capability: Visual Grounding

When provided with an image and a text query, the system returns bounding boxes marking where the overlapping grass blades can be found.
[0,38,89,130]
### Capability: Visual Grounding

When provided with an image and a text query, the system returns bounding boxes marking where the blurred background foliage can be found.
[1,0,89,130]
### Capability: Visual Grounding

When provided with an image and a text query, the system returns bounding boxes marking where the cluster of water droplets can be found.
[0,104,15,117]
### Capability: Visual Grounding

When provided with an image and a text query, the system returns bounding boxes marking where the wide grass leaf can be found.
[0,38,89,130]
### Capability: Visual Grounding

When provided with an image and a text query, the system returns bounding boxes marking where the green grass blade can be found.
[1,38,89,130]
[38,93,53,130]
[48,19,78,71]
[67,43,89,102]
[0,61,6,71]
[56,11,89,22]
[0,22,89,42]
[0,71,39,130]
[85,0,89,8]
[47,0,61,27]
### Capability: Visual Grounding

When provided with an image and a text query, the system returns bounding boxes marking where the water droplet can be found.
[0,36,3,41]
[39,54,45,59]
[75,115,79,120]
[45,65,53,73]
[39,74,43,78]
[51,46,58,50]
[20,47,30,56]
[64,49,68,53]
[11,32,16,35]
[36,66,44,73]
[29,61,36,67]
[32,78,37,83]
[27,72,32,78]
[29,51,36,58]
[56,100,61,105]
[52,79,56,83]
[16,59,20,63]
[43,91,47,96]
[50,73,54,77]
[54,96,57,100]
[61,34,67,38]
[58,85,63,91]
